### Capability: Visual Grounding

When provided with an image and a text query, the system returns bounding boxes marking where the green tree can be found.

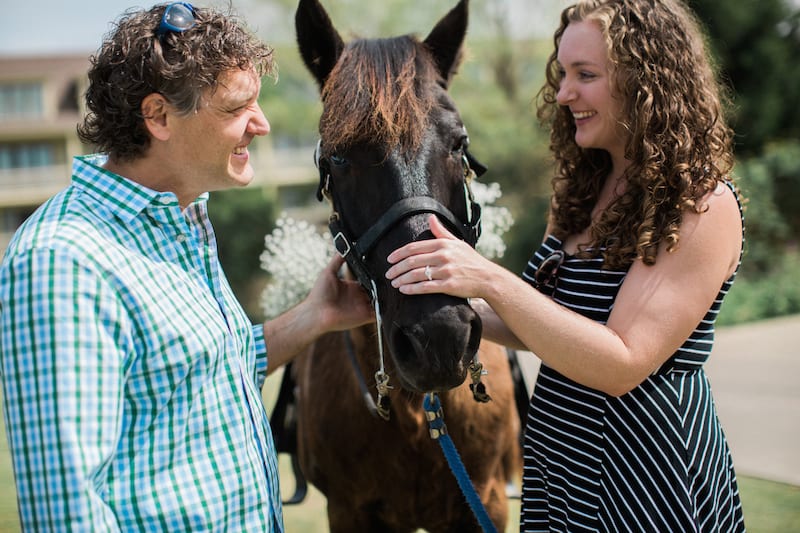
[734,153,791,275]
[208,187,278,321]
[690,0,800,155]
[763,139,800,238]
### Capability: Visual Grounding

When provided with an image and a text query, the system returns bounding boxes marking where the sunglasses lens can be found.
[535,251,564,289]
[157,3,196,36]
[165,4,195,31]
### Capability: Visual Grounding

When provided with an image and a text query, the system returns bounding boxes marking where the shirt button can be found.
[177,234,187,243]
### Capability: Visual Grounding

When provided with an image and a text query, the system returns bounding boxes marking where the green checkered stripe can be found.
[0,155,281,531]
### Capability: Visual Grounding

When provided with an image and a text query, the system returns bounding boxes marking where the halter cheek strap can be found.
[314,140,493,417]
[314,140,485,297]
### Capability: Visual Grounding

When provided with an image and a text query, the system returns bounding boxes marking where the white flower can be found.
[260,183,514,317]
[471,181,513,260]
[259,214,333,318]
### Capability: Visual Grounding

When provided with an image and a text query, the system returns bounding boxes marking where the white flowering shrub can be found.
[259,215,334,319]
[260,183,514,318]
[471,181,513,260]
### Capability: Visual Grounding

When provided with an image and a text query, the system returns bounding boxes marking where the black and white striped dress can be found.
[519,190,746,532]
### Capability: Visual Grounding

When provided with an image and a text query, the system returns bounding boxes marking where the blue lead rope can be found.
[423,393,499,533]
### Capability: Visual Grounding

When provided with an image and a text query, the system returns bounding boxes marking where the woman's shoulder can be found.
[700,180,743,221]
[683,180,743,277]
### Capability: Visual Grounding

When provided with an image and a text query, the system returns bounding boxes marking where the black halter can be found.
[314,141,487,298]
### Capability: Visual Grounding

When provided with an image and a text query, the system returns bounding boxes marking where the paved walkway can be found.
[705,314,800,486]
[515,314,800,487]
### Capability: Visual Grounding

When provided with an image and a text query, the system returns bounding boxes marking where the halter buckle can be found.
[332,232,351,258]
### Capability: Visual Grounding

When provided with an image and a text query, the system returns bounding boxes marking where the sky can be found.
[8,0,797,58]
[2,0,147,56]
[0,0,248,56]
[0,0,568,57]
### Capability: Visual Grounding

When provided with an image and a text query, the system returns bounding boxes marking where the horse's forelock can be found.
[319,36,438,155]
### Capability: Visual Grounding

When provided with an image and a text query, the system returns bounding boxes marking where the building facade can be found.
[0,54,320,257]
[0,55,91,254]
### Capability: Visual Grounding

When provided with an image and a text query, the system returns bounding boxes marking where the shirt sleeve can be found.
[251,324,268,388]
[0,248,127,531]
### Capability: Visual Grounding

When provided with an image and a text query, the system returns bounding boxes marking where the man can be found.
[0,3,372,531]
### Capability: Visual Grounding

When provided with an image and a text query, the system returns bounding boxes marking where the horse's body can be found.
[293,330,519,532]
[290,1,521,531]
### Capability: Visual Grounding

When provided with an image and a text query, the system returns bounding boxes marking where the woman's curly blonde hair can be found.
[537,0,737,269]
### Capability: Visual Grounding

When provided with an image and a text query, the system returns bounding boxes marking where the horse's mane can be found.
[320,36,439,155]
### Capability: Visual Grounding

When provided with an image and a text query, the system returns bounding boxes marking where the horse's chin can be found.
[393,364,470,394]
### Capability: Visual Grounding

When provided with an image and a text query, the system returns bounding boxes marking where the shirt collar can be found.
[72,154,209,223]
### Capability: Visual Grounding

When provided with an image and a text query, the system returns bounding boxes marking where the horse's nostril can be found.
[386,304,481,392]
[391,327,416,366]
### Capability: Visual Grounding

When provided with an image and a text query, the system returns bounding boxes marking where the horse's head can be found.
[296,0,486,393]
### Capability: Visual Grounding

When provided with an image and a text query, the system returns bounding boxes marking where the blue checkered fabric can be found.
[0,155,283,532]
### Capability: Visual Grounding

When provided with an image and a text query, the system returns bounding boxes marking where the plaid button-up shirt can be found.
[0,155,283,532]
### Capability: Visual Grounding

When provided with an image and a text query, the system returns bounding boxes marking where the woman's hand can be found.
[385,214,496,300]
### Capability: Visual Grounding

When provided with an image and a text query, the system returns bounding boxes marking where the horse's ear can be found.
[295,0,345,90]
[423,0,468,87]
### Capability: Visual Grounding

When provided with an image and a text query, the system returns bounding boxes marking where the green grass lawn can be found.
[0,384,797,532]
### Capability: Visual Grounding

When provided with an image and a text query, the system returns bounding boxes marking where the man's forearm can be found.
[262,299,322,374]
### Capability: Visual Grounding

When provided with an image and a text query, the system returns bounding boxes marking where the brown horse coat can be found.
[290,0,523,530]
[293,327,520,532]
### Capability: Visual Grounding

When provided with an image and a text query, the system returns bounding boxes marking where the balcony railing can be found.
[0,146,323,255]
[0,164,72,207]
[0,146,319,208]
[251,145,317,187]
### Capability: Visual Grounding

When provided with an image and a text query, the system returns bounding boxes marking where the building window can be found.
[0,142,56,169]
[0,82,44,119]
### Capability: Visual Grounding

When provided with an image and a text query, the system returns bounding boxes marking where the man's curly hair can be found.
[78,3,275,162]
[536,0,738,269]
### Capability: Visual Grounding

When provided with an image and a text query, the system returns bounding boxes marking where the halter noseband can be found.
[314,141,492,418]
[314,140,487,298]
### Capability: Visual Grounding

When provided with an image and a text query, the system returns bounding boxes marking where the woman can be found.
[385,0,746,530]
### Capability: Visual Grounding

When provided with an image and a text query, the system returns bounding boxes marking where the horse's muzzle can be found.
[387,298,482,392]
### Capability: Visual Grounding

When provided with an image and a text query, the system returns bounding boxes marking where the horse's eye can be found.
[329,153,348,166]
[452,135,469,154]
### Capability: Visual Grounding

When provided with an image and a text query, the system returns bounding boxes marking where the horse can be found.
[281,1,522,531]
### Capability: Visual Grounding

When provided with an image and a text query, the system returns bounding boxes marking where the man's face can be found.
[168,67,270,198]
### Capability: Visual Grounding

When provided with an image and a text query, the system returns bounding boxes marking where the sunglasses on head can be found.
[532,249,565,292]
[156,2,196,38]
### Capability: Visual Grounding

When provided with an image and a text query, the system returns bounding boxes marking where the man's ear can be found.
[141,93,171,141]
